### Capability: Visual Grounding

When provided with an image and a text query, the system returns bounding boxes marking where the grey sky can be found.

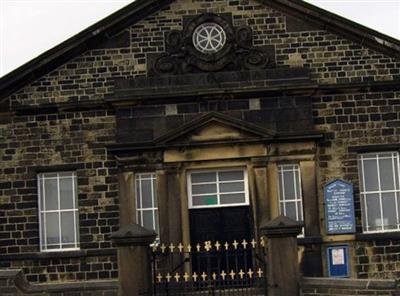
[1,0,399,77]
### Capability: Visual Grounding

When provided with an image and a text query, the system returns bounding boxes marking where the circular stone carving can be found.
[192,23,227,54]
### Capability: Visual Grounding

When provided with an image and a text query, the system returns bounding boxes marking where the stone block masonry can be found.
[0,269,117,296]
[301,277,399,296]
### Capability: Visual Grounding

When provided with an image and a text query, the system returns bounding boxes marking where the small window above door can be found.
[187,169,249,209]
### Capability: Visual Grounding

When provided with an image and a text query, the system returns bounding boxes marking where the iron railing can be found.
[152,239,267,295]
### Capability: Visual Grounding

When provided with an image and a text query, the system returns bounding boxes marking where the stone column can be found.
[260,216,303,296]
[111,224,156,296]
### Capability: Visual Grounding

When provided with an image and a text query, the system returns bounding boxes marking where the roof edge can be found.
[0,0,173,102]
[265,0,400,56]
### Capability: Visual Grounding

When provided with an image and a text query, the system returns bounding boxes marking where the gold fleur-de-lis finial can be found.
[205,241,212,251]
[183,272,190,282]
[224,242,229,250]
[221,270,227,280]
[196,243,201,252]
[260,237,265,247]
[238,269,245,279]
[257,268,264,278]
[242,239,248,249]
[152,244,158,252]
[156,273,163,283]
[232,240,239,249]
[251,239,257,248]
[192,272,198,282]
[177,243,184,253]
[174,273,180,282]
[169,243,175,253]
[187,244,192,253]
[212,272,217,280]
[229,270,236,279]
[166,273,172,282]
[161,244,167,253]
[248,269,254,278]
[201,272,207,281]
[215,241,221,251]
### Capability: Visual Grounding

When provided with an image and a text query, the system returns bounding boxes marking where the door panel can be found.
[189,206,252,274]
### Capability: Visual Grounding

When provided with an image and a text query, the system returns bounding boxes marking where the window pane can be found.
[136,180,141,209]
[285,202,297,220]
[153,179,157,206]
[44,178,58,211]
[283,171,295,199]
[382,193,397,230]
[46,212,60,246]
[192,195,218,206]
[379,158,395,191]
[61,212,75,244]
[220,182,244,193]
[191,172,216,183]
[278,175,284,202]
[297,201,303,221]
[192,184,217,195]
[219,171,244,181]
[365,193,381,231]
[141,179,153,208]
[363,159,379,192]
[142,210,154,231]
[59,172,73,178]
[154,210,159,235]
[137,211,142,225]
[60,177,74,209]
[220,193,246,204]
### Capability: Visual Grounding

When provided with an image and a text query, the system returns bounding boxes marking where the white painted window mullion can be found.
[57,173,62,249]
[72,173,78,249]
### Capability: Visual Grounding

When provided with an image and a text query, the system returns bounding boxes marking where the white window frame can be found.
[135,173,159,235]
[277,164,304,226]
[38,172,79,252]
[358,152,400,233]
[187,168,250,209]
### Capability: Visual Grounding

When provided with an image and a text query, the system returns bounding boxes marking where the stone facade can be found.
[0,0,400,290]
[301,277,399,296]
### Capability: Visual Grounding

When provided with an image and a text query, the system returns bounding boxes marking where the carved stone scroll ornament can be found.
[149,13,274,76]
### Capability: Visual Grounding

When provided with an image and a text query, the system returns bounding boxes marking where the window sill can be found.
[0,248,116,261]
[356,232,400,241]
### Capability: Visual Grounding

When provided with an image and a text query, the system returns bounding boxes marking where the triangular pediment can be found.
[154,112,275,145]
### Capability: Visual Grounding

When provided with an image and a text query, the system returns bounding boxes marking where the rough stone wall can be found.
[0,109,119,283]
[300,277,399,296]
[10,0,399,107]
[0,269,117,296]
[312,90,400,279]
[1,0,400,286]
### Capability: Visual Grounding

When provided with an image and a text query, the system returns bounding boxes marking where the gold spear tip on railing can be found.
[174,272,180,282]
[242,239,248,249]
[224,242,229,250]
[229,270,236,279]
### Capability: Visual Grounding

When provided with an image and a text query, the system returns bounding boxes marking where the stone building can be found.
[0,0,400,290]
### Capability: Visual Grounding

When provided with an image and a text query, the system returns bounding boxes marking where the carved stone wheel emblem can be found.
[192,23,227,54]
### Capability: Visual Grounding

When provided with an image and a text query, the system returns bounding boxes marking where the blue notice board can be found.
[324,179,356,234]
[327,245,350,277]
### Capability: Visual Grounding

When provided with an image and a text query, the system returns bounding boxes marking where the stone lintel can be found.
[260,215,303,237]
[111,223,156,246]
